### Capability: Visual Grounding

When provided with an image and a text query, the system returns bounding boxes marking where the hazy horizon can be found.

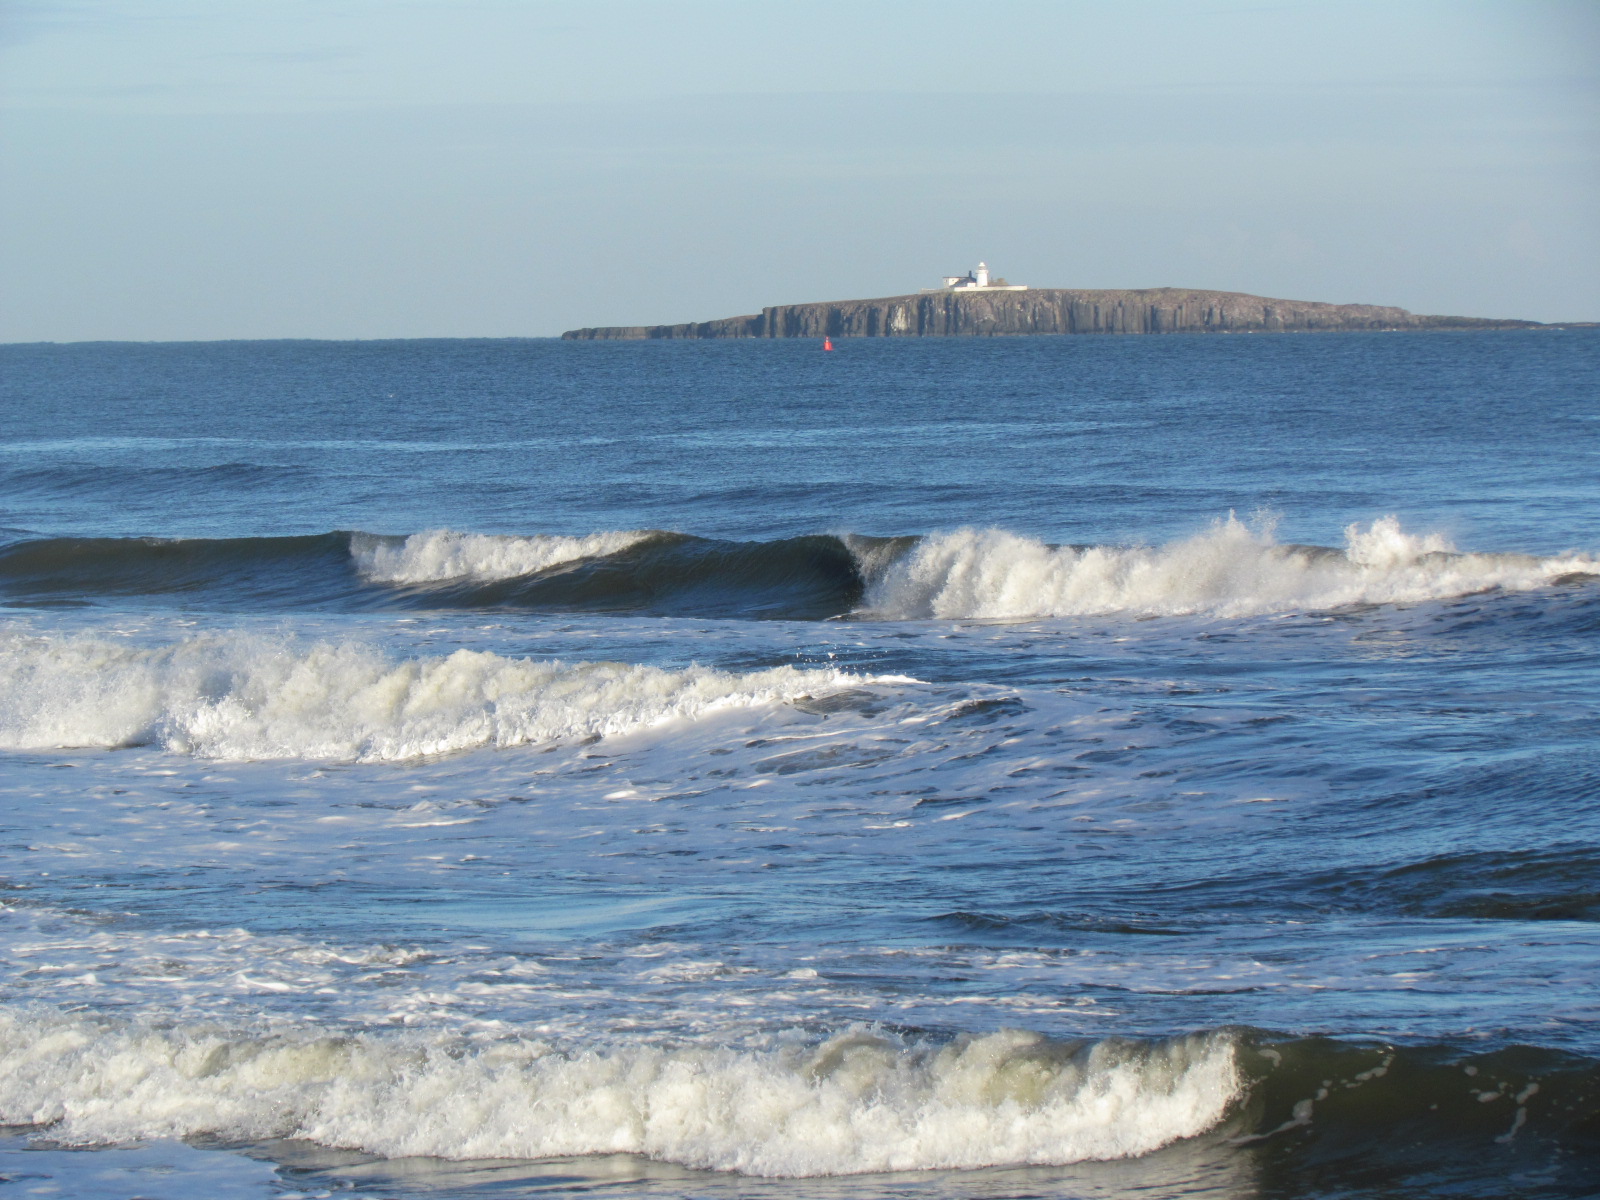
[2,0,1596,341]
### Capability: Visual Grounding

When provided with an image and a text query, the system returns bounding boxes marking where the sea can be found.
[0,330,1597,1199]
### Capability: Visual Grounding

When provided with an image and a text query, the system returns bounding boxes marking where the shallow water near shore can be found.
[1,331,1598,1198]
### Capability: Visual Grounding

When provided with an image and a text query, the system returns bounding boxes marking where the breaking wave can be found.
[0,631,864,761]
[0,1013,1240,1176]
[1,517,1592,620]
[861,516,1600,619]
[0,1010,1591,1180]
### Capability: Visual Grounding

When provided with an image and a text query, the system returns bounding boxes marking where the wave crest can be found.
[862,516,1598,619]
[350,529,653,584]
[0,631,859,762]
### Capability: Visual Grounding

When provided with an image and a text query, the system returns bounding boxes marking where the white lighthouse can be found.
[975,261,990,287]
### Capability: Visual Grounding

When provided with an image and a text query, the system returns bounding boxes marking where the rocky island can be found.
[562,263,1542,340]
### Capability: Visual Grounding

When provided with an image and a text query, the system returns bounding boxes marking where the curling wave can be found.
[0,528,866,618]
[861,516,1600,619]
[0,631,863,761]
[400,531,866,618]
[0,1013,1239,1176]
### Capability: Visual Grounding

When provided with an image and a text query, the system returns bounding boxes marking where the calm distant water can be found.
[1,331,1597,1199]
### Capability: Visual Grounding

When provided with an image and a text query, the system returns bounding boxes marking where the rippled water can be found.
[1,332,1597,1198]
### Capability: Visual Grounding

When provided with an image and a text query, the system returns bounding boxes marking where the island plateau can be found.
[562,263,1542,340]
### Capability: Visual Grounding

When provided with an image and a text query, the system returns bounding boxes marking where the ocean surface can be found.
[0,330,1597,1199]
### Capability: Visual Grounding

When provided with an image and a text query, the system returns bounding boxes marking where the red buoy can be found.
[823,337,834,351]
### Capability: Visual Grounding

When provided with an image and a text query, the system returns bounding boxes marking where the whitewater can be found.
[860,514,1599,618]
[0,630,868,760]
[1,331,1597,1199]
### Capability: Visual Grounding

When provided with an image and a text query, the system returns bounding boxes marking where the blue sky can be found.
[1,0,1595,339]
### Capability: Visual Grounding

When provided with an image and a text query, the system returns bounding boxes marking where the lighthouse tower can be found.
[975,262,990,288]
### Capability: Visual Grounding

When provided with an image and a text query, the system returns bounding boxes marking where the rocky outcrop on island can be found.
[562,288,1541,340]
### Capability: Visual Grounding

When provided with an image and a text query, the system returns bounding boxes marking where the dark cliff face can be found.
[561,288,1542,340]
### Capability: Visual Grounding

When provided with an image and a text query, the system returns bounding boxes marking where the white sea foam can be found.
[0,1012,1239,1176]
[0,631,858,762]
[863,516,1599,620]
[351,529,650,584]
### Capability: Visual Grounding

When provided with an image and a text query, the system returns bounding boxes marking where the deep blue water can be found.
[0,331,1597,1198]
